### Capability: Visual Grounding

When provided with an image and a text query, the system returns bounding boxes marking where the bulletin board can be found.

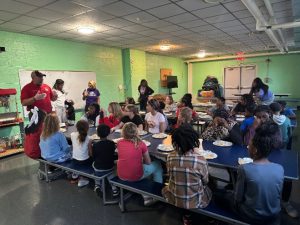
[160,68,172,87]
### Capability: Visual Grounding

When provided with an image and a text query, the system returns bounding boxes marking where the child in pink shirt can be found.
[117,122,163,206]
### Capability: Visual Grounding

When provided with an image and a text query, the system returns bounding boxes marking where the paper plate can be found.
[236,115,245,118]
[115,129,122,133]
[138,130,148,136]
[152,133,168,139]
[60,123,66,128]
[195,149,217,159]
[143,140,151,147]
[238,157,253,165]
[90,134,100,140]
[213,140,233,147]
[236,118,245,122]
[157,144,174,152]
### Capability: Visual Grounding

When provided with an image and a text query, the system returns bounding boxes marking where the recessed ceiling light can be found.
[160,44,171,51]
[197,50,206,58]
[77,27,95,35]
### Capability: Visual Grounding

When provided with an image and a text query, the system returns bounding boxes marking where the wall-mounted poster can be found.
[160,68,172,87]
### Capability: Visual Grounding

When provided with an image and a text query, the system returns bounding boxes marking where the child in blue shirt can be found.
[240,104,256,145]
[277,100,296,120]
[234,121,284,223]
[40,113,71,163]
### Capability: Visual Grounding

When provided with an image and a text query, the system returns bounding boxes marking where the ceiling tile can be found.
[25,27,59,36]
[143,20,172,29]
[138,29,160,36]
[122,24,149,32]
[123,0,170,10]
[101,28,131,36]
[222,1,246,12]
[102,18,135,28]
[0,10,20,21]
[164,13,198,24]
[30,8,70,21]
[71,0,119,8]
[147,4,185,19]
[50,32,78,39]
[170,29,195,36]
[10,16,50,27]
[120,33,144,39]
[204,13,235,24]
[39,23,74,32]
[192,5,228,18]
[45,0,92,15]
[156,24,182,32]
[123,11,157,23]
[176,0,213,11]
[77,10,115,23]
[214,20,242,28]
[178,19,207,28]
[1,0,37,14]
[99,1,140,17]
[192,24,216,32]
[0,22,34,32]
[15,0,57,7]
[232,9,253,19]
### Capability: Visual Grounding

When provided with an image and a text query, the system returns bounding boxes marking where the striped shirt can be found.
[162,151,212,209]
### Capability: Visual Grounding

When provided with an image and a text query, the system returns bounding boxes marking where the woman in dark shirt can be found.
[138,79,154,111]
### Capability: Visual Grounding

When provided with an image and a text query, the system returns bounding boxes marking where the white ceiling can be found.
[0,0,298,58]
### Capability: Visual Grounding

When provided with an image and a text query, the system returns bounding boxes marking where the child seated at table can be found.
[40,113,71,163]
[177,107,193,128]
[125,97,135,105]
[81,103,100,126]
[232,122,284,224]
[95,102,123,128]
[207,96,229,117]
[277,100,296,120]
[165,95,177,112]
[162,125,212,224]
[117,122,163,206]
[91,124,118,196]
[145,99,167,134]
[111,104,143,131]
[270,102,291,148]
[201,109,242,145]
[231,94,255,116]
[240,104,256,145]
[70,120,92,187]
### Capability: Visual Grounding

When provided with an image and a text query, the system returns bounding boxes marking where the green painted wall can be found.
[146,53,188,101]
[192,54,300,98]
[122,49,132,98]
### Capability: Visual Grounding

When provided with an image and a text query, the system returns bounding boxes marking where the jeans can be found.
[141,160,163,184]
[93,163,116,186]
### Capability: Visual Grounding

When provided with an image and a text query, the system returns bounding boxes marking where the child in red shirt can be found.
[117,122,163,206]
[96,102,123,128]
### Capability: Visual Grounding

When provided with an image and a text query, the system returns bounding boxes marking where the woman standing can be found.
[250,78,274,105]
[82,80,100,112]
[138,79,154,111]
[53,79,66,123]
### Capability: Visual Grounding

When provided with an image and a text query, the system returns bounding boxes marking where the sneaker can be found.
[282,201,299,218]
[78,178,89,188]
[143,196,158,206]
[112,188,119,197]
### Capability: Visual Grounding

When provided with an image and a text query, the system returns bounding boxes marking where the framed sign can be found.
[160,68,172,87]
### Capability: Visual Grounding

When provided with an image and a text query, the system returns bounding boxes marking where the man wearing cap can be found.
[21,70,58,114]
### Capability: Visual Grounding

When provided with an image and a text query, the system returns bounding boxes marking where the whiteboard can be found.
[19,70,96,115]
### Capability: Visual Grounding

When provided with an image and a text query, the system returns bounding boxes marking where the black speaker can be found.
[0,47,6,53]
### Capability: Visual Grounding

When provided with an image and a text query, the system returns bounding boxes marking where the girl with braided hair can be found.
[162,125,212,224]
